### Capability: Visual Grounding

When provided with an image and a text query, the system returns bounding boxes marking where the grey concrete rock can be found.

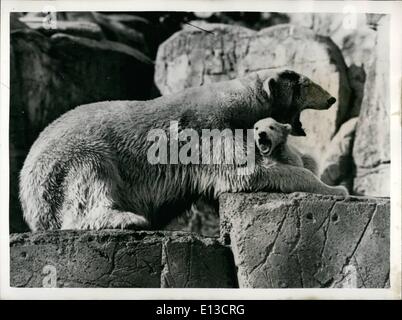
[155,23,254,93]
[220,192,389,288]
[353,165,390,197]
[287,13,376,66]
[155,23,351,165]
[352,16,390,196]
[10,230,237,288]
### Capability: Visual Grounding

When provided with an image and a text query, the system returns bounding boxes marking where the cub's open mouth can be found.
[257,135,272,155]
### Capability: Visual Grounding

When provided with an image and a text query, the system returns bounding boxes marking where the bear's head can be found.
[259,70,336,136]
[253,117,292,156]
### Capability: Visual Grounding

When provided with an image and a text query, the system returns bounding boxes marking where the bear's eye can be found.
[255,127,258,130]
[269,126,275,130]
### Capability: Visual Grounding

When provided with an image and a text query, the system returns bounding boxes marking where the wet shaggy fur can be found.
[253,117,348,195]
[20,70,341,231]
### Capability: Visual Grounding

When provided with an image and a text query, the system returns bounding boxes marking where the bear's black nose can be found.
[258,131,268,139]
[327,97,336,106]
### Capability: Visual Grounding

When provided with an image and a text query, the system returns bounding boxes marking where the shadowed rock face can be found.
[10,230,237,288]
[320,117,358,189]
[10,29,153,152]
[220,193,389,288]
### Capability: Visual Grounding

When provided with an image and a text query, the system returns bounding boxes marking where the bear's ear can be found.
[262,77,277,99]
[279,70,301,82]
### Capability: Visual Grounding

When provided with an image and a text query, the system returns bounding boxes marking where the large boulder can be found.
[352,16,390,196]
[155,23,351,165]
[287,13,376,67]
[220,192,390,288]
[10,230,237,288]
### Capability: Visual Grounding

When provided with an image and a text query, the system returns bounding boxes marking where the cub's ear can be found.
[283,123,292,133]
[262,77,277,99]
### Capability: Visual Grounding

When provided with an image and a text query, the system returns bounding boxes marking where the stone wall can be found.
[220,193,390,288]
[10,230,236,288]
[10,193,389,288]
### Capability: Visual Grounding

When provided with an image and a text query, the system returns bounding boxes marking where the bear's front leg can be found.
[248,163,348,196]
[64,208,150,230]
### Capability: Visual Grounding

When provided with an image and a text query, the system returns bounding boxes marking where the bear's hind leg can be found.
[61,178,150,230]
[59,153,149,230]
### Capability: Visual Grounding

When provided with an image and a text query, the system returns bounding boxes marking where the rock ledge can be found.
[10,230,237,288]
[220,192,390,288]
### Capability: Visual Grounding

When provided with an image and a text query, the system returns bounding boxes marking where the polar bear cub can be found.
[253,117,348,195]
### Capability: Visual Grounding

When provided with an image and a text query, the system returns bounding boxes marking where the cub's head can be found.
[258,69,336,136]
[253,118,292,156]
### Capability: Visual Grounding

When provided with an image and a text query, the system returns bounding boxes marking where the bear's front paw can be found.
[101,211,150,230]
[333,185,349,196]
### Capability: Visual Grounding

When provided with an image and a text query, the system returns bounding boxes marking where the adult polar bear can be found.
[20,70,344,231]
